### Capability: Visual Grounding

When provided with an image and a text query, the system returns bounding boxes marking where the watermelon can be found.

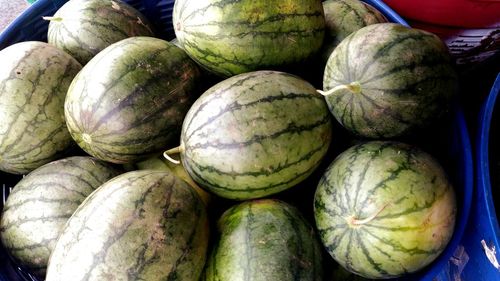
[64,36,202,164]
[173,0,326,77]
[314,141,456,279]
[124,154,212,206]
[203,199,323,281]
[320,0,387,65]
[45,170,209,281]
[0,156,120,278]
[45,0,154,65]
[0,41,82,175]
[170,70,333,200]
[321,23,458,138]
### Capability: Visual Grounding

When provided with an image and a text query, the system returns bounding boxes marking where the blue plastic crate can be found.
[459,73,500,281]
[0,0,473,280]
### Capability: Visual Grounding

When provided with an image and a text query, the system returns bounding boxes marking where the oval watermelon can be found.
[64,36,202,164]
[0,41,82,175]
[321,0,387,65]
[173,0,326,77]
[321,23,458,138]
[203,199,323,281]
[45,170,209,281]
[0,156,119,278]
[46,0,154,65]
[174,70,333,200]
[314,141,456,279]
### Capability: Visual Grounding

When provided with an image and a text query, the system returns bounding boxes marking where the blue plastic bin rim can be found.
[0,1,474,281]
[477,72,500,245]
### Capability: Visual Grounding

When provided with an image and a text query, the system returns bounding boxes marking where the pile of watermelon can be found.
[0,0,460,280]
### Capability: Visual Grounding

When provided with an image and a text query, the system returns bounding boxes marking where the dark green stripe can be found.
[87,52,171,134]
[7,237,53,252]
[362,228,440,255]
[187,140,327,189]
[356,231,388,275]
[324,228,350,256]
[244,203,255,281]
[186,151,322,194]
[360,59,450,86]
[79,176,161,280]
[356,32,439,81]
[2,126,67,161]
[357,92,412,126]
[184,27,324,41]
[1,214,72,231]
[2,196,82,214]
[185,77,300,143]
[188,113,330,151]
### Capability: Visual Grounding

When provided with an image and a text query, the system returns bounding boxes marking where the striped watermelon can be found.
[0,41,82,175]
[203,199,323,281]
[172,71,333,200]
[45,0,154,65]
[314,141,456,279]
[45,170,209,281]
[0,156,120,278]
[321,23,458,138]
[321,0,387,64]
[173,0,326,77]
[65,36,202,164]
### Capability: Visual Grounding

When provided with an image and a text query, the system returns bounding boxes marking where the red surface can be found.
[384,0,500,28]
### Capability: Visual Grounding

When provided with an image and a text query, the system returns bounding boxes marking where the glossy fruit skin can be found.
[65,36,202,164]
[0,41,82,174]
[180,70,333,200]
[323,23,457,138]
[45,170,210,281]
[0,156,120,278]
[203,199,323,281]
[173,0,326,77]
[314,141,456,279]
[47,0,154,65]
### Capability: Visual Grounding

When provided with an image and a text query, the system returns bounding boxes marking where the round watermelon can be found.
[45,170,209,281]
[173,0,326,77]
[0,156,120,278]
[321,0,387,65]
[173,70,333,200]
[0,41,82,174]
[321,23,458,138]
[203,199,323,281]
[64,36,202,164]
[314,141,456,279]
[46,0,154,65]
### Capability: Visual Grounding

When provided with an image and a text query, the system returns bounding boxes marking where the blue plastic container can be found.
[0,0,473,280]
[459,73,500,281]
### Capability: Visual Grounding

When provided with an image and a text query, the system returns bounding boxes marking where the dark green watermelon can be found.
[0,156,120,278]
[321,23,458,138]
[45,170,209,281]
[203,199,323,281]
[320,0,387,65]
[173,0,326,77]
[46,0,154,65]
[174,70,333,200]
[314,141,456,279]
[64,36,202,164]
[0,41,82,174]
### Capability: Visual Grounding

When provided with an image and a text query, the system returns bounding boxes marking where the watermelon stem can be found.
[347,202,390,226]
[163,146,183,165]
[317,81,361,96]
[42,16,63,22]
